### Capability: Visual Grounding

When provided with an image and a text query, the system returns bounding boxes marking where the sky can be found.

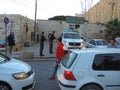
[0,0,100,20]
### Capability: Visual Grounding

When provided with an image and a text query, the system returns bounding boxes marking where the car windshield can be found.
[96,40,108,46]
[61,51,77,68]
[0,53,10,63]
[63,33,81,39]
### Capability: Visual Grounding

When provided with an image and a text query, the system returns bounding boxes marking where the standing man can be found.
[7,32,15,54]
[40,31,46,56]
[49,37,65,80]
[48,31,55,54]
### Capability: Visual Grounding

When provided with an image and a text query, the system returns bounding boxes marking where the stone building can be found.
[37,20,66,39]
[79,23,106,41]
[0,14,35,50]
[84,0,120,23]
[75,0,120,40]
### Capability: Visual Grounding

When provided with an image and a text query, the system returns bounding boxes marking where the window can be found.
[61,52,78,68]
[93,53,120,70]
[64,33,81,39]
[96,40,108,45]
[96,41,102,45]
[89,40,95,45]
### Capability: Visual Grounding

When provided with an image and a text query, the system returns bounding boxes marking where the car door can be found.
[92,53,120,90]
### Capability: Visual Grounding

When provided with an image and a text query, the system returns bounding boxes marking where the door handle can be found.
[97,74,105,77]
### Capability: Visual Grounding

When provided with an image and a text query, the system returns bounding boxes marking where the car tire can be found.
[80,84,102,90]
[0,82,12,90]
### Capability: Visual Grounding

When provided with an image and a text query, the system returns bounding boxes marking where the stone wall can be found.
[37,20,66,39]
[0,14,35,50]
[79,23,106,41]
[77,0,120,23]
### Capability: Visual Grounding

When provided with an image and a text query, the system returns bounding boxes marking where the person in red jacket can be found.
[49,37,65,80]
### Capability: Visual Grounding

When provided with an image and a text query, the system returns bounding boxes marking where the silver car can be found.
[86,39,108,48]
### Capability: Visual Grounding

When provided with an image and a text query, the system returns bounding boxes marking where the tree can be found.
[105,18,120,40]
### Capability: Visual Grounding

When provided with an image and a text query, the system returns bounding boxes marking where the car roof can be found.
[91,39,105,41]
[72,48,120,54]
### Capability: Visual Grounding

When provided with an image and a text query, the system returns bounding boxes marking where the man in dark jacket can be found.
[48,31,55,54]
[40,31,46,56]
[7,32,15,54]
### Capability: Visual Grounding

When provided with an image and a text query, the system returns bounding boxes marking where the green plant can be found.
[104,18,120,40]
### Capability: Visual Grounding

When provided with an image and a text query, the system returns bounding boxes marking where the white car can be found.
[87,39,108,48]
[61,31,84,52]
[0,53,35,90]
[57,48,120,90]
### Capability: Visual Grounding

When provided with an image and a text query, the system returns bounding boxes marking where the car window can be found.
[102,40,108,45]
[63,33,80,39]
[0,53,10,63]
[92,53,120,70]
[96,41,102,45]
[89,40,95,45]
[61,52,78,68]
[96,40,108,45]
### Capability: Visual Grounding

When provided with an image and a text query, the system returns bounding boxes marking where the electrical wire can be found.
[11,0,32,9]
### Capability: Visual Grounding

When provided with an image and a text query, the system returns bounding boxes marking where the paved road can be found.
[27,60,60,90]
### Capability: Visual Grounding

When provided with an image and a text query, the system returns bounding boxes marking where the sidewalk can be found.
[0,41,57,60]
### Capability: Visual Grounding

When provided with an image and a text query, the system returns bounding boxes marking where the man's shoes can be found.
[40,54,45,56]
[48,76,55,80]
[50,52,53,54]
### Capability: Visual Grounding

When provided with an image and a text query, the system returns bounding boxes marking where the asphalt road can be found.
[27,60,60,90]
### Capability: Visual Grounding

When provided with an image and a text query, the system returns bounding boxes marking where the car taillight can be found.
[64,70,76,81]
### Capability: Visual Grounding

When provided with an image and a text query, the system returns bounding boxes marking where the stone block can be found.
[23,51,34,59]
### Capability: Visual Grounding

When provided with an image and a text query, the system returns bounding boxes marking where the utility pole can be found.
[33,0,37,41]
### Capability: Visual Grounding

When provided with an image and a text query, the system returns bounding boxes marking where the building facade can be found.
[75,0,120,40]
[77,0,120,23]
[37,20,66,39]
[0,14,35,50]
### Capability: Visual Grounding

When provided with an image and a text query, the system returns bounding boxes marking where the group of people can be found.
[39,31,65,80]
[7,31,120,81]
[39,32,120,80]
[39,31,56,56]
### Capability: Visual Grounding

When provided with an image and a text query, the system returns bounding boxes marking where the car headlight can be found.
[63,41,69,46]
[65,42,69,45]
[12,72,29,80]
[81,42,87,49]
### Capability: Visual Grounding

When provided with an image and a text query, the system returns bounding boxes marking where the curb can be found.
[13,56,56,61]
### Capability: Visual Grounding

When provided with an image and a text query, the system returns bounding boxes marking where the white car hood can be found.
[0,58,31,74]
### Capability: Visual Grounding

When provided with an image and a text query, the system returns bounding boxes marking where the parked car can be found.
[86,39,108,48]
[0,53,35,90]
[61,30,84,52]
[57,48,120,90]
[115,37,120,44]
[0,40,6,51]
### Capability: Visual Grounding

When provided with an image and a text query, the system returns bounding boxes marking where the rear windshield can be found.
[61,52,78,68]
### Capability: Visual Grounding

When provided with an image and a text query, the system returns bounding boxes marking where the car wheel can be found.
[0,82,12,90]
[80,84,102,90]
